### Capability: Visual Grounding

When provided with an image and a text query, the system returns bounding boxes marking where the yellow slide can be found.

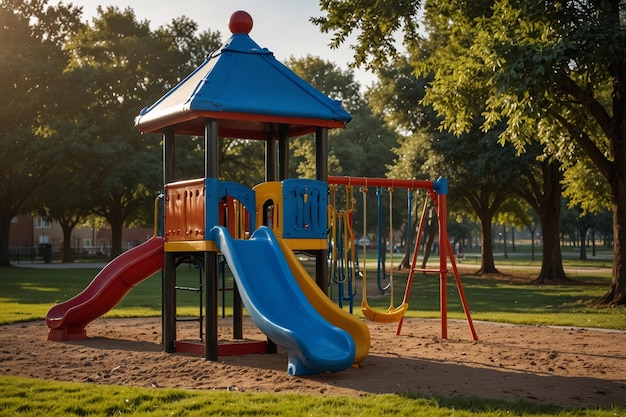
[277,239,370,364]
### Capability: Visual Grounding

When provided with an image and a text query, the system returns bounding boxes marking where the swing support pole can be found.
[437,187,449,339]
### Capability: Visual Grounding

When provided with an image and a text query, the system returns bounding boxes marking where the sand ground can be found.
[1,317,625,408]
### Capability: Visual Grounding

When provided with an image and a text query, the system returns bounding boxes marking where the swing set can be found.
[328,176,478,341]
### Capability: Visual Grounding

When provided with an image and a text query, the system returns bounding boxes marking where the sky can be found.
[70,0,377,89]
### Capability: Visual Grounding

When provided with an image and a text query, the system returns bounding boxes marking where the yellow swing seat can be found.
[361,300,408,323]
[357,184,409,324]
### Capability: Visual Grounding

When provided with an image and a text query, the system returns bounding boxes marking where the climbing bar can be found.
[328,176,435,190]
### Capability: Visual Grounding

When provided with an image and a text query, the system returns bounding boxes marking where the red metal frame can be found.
[327,176,434,190]
[328,176,477,341]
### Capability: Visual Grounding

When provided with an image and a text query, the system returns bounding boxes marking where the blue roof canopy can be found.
[135,12,351,139]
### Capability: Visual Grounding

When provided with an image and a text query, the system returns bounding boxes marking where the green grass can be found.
[0,375,622,417]
[1,259,625,330]
[331,256,626,330]
[0,266,229,325]
[1,260,625,416]
[455,245,614,269]
[364,273,626,330]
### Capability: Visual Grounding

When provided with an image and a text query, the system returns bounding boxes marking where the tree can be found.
[64,7,222,258]
[514,149,568,282]
[63,7,162,257]
[314,0,626,305]
[514,203,541,261]
[0,0,82,266]
[435,128,525,274]
[420,0,626,303]
[30,161,93,263]
[366,6,566,282]
[219,139,266,187]
[562,154,611,216]
[286,55,398,179]
[369,56,527,275]
[370,58,439,269]
[286,56,400,238]
[387,132,437,269]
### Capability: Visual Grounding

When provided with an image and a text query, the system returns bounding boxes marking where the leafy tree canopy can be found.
[315,0,626,303]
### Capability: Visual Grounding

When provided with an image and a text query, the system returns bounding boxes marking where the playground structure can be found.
[45,11,476,376]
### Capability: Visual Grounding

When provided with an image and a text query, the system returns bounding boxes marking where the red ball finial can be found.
[228,10,253,34]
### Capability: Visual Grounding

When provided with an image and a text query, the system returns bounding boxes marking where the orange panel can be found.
[164,179,205,242]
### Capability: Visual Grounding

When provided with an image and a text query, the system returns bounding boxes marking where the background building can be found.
[8,215,152,263]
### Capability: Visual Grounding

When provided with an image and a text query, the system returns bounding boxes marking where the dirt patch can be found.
[1,318,624,408]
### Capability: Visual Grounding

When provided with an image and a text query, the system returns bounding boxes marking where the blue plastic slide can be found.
[210,225,355,375]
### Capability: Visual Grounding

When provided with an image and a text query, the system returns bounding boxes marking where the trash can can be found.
[38,243,52,263]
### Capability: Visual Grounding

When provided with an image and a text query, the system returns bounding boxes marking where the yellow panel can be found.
[282,238,327,251]
[252,181,283,238]
[164,240,218,253]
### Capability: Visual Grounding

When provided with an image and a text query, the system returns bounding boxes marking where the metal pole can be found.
[162,252,176,352]
[436,179,449,339]
[162,127,176,352]
[205,251,218,360]
[265,124,276,182]
[205,119,218,178]
[205,119,219,361]
[315,127,328,293]
[164,126,175,184]
[278,124,289,180]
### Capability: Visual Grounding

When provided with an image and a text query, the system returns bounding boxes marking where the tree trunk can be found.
[595,178,626,306]
[398,202,417,270]
[398,246,411,270]
[60,224,74,263]
[524,160,568,283]
[477,214,499,274]
[511,227,516,252]
[421,216,437,269]
[398,231,412,269]
[536,208,568,282]
[527,225,536,261]
[108,214,124,259]
[591,227,596,257]
[0,217,11,266]
[579,225,588,260]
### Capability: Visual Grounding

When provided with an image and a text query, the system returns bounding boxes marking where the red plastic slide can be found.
[46,236,164,341]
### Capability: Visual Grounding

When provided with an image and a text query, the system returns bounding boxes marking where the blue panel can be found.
[281,179,327,239]
[218,181,256,230]
[433,176,448,195]
[205,178,220,238]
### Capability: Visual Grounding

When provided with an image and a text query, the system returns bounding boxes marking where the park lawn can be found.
[0,375,622,417]
[1,264,625,329]
[0,267,208,325]
[336,268,626,331]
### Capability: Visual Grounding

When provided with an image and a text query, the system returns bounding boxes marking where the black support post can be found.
[204,251,219,360]
[204,119,219,361]
[163,252,176,353]
[162,127,176,352]
[265,124,276,182]
[164,126,175,184]
[315,127,329,294]
[278,124,289,180]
